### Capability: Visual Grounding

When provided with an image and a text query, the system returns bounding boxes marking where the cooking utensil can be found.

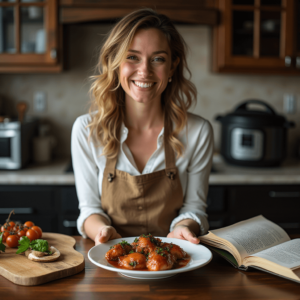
[16,101,28,123]
[215,99,295,167]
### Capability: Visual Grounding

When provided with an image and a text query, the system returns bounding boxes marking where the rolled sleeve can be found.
[71,116,111,238]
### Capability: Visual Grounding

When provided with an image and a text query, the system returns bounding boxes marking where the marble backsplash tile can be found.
[0,24,299,158]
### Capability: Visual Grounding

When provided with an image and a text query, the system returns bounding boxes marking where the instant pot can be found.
[215,99,295,167]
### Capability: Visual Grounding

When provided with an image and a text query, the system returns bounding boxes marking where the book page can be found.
[251,239,300,269]
[210,216,290,261]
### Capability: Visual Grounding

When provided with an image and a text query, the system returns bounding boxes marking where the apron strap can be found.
[105,153,117,182]
[164,115,177,179]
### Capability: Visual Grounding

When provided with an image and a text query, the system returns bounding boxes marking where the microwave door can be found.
[0,130,21,169]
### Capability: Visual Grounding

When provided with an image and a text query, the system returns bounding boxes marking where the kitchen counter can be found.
[0,155,300,185]
[1,235,299,300]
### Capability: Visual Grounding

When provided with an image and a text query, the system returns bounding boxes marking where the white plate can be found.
[88,237,212,279]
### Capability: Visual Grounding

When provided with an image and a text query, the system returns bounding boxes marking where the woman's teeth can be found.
[133,81,154,88]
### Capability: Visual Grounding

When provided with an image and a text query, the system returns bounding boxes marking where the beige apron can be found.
[101,117,183,237]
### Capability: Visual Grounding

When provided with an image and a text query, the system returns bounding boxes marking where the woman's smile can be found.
[132,81,156,89]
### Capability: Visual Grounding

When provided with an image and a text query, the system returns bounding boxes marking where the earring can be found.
[168,77,172,82]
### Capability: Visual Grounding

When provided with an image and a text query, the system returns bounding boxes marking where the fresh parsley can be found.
[119,240,130,249]
[0,233,6,253]
[129,261,138,267]
[16,236,51,255]
[129,250,134,254]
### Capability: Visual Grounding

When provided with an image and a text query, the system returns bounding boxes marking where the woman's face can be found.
[119,28,178,105]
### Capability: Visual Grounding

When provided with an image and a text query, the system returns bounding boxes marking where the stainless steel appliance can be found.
[0,117,38,169]
[215,99,295,167]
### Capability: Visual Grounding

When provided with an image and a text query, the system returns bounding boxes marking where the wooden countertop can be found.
[1,236,299,300]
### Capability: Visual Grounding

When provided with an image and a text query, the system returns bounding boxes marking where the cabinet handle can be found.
[63,220,77,228]
[285,56,291,67]
[50,48,57,59]
[269,191,300,198]
[0,208,33,214]
[296,57,300,69]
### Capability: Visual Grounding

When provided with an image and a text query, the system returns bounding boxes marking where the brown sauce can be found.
[107,254,191,271]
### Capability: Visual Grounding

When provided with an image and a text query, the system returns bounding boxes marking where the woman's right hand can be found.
[94,225,121,245]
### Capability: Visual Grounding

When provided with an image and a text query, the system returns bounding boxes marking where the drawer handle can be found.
[285,56,291,67]
[269,191,300,198]
[63,220,77,228]
[0,208,33,214]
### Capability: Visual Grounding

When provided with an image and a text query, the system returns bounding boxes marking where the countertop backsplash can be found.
[0,24,299,158]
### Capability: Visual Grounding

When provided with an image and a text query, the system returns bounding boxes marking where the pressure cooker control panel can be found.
[231,128,263,160]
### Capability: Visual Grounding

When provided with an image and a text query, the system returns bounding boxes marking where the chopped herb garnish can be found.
[129,261,138,267]
[119,240,130,249]
[129,250,134,254]
[155,247,166,257]
[134,238,139,243]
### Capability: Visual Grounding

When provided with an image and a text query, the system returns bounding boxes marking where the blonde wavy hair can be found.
[88,8,197,158]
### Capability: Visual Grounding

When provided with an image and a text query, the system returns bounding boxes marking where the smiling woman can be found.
[71,8,214,247]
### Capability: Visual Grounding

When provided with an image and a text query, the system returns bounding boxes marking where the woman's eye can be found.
[153,57,165,62]
[127,55,138,60]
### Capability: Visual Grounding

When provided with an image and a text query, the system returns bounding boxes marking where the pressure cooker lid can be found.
[216,99,295,128]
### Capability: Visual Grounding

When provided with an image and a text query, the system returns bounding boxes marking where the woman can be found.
[71,8,214,246]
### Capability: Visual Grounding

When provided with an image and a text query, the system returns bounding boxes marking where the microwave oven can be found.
[0,118,38,170]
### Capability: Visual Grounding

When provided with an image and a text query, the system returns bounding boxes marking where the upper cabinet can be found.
[0,0,62,73]
[59,0,218,25]
[213,0,300,74]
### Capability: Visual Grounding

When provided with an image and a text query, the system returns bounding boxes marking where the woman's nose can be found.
[137,60,152,77]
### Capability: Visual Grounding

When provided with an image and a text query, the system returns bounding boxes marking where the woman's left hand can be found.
[167,224,200,244]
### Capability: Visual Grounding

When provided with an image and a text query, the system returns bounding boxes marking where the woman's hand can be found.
[167,219,200,244]
[94,225,121,245]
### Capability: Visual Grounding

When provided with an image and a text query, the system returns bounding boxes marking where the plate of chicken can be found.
[88,234,212,279]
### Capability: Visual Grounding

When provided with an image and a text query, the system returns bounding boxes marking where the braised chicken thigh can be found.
[119,252,147,270]
[161,242,187,260]
[146,247,176,271]
[105,241,132,261]
[105,234,189,271]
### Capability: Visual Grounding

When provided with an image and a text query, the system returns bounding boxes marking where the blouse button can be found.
[138,206,143,210]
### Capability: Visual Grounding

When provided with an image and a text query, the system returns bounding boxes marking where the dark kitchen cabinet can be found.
[0,185,79,235]
[207,185,300,233]
[1,184,299,235]
[212,0,300,74]
[0,0,63,73]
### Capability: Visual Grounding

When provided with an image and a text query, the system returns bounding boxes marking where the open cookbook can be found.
[200,215,300,283]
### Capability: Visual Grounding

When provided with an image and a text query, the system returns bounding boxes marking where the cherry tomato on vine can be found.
[24,221,35,228]
[17,230,26,238]
[1,225,11,232]
[23,227,29,233]
[8,221,15,227]
[6,235,19,248]
[26,229,38,241]
[1,231,10,243]
[31,226,42,239]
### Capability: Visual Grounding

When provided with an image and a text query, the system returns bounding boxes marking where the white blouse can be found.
[71,112,214,238]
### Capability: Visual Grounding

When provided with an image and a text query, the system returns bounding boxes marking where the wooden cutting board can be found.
[0,233,85,286]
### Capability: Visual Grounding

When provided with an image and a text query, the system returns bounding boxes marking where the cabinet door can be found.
[228,185,300,233]
[0,0,62,72]
[58,186,79,235]
[213,0,300,74]
[0,185,58,232]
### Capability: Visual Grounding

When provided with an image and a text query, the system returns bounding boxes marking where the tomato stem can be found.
[6,210,15,224]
